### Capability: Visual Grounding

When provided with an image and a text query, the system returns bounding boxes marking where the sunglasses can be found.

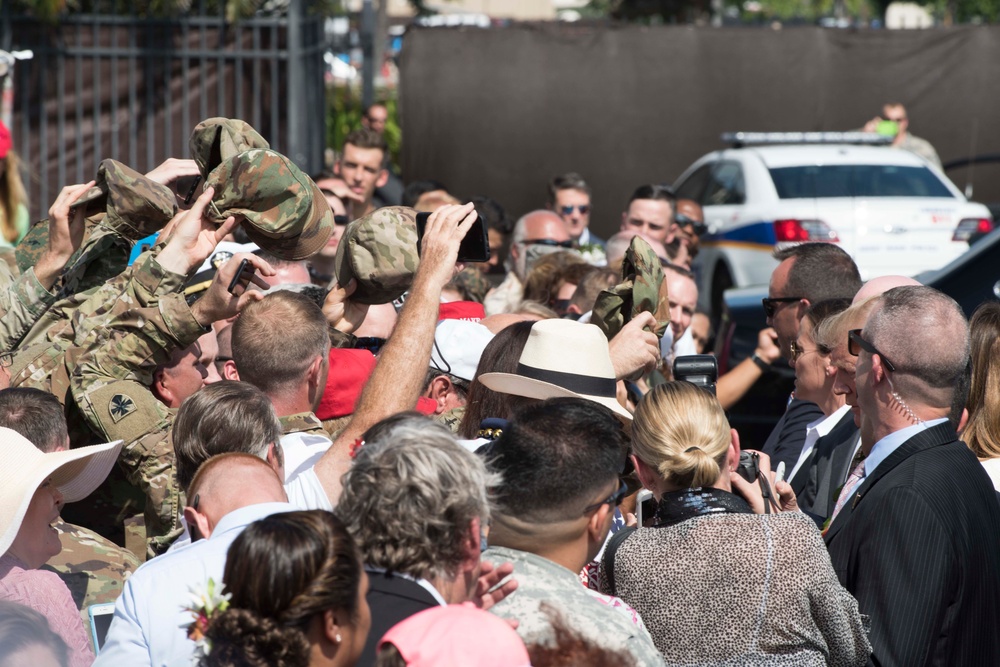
[354,336,387,355]
[523,239,574,249]
[583,480,628,514]
[559,204,590,216]
[848,329,896,372]
[789,341,827,363]
[762,296,803,318]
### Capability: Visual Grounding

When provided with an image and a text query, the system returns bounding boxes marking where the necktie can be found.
[830,457,866,524]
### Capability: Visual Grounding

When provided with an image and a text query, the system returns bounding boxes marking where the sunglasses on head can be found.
[583,480,628,514]
[848,329,896,372]
[761,296,803,318]
[523,239,574,249]
[559,204,590,216]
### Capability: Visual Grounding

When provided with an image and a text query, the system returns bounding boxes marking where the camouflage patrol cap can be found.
[592,235,670,341]
[204,148,333,261]
[16,160,175,279]
[189,117,270,178]
[333,206,420,305]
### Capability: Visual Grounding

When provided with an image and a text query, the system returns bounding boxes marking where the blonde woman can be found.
[0,121,29,249]
[599,382,870,666]
[960,301,1000,490]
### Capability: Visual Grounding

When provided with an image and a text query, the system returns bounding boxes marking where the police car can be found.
[674,133,994,316]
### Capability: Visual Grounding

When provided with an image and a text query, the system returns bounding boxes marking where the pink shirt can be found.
[0,552,95,667]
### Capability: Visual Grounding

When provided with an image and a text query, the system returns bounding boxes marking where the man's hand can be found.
[145,158,200,186]
[412,203,478,293]
[472,560,517,613]
[730,450,798,514]
[609,311,661,381]
[321,179,365,206]
[34,181,96,290]
[190,252,276,326]
[156,187,239,277]
[754,327,782,366]
[323,279,370,334]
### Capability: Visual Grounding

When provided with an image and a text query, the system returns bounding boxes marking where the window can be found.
[703,161,746,205]
[769,165,954,199]
[675,164,712,202]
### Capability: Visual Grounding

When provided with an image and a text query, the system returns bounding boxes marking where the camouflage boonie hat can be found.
[592,235,670,340]
[334,206,419,305]
[189,117,270,178]
[16,160,176,286]
[451,267,491,304]
[204,148,333,261]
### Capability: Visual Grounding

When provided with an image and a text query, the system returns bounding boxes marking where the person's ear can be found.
[587,503,614,544]
[322,609,343,646]
[958,407,970,433]
[183,505,213,541]
[376,168,389,189]
[152,368,175,407]
[222,360,240,381]
[632,455,656,492]
[728,428,741,473]
[461,517,482,573]
[333,161,342,177]
[266,442,285,479]
[620,211,628,231]
[795,299,811,321]
[427,375,452,412]
[306,355,324,390]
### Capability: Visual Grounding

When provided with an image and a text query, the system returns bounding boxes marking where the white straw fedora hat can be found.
[0,427,122,556]
[478,319,632,421]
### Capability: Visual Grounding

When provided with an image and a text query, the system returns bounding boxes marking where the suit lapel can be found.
[824,422,956,544]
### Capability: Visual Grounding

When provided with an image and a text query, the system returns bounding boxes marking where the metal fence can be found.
[1,0,328,221]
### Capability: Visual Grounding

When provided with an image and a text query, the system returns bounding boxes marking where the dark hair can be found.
[522,251,586,306]
[626,183,675,208]
[527,604,636,667]
[458,321,536,439]
[0,600,69,667]
[772,243,861,303]
[232,291,330,396]
[0,388,68,452]
[662,262,696,281]
[173,381,283,492]
[548,172,591,205]
[470,195,512,235]
[343,127,387,154]
[363,102,387,118]
[489,398,627,523]
[203,511,363,667]
[402,180,448,208]
[802,298,851,353]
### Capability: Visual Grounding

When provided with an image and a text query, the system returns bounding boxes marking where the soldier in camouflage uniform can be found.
[482,400,665,666]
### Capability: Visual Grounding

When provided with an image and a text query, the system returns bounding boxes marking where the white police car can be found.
[674,133,994,315]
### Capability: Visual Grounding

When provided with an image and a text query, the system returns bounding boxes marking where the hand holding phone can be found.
[415,210,490,263]
[227,257,272,296]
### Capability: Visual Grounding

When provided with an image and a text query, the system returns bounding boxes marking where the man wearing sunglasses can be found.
[824,285,1000,667]
[761,243,862,473]
[484,210,573,316]
[547,173,605,250]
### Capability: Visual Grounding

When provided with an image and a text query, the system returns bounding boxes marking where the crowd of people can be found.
[0,103,997,667]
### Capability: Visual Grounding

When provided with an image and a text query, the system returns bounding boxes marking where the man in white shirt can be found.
[96,454,294,666]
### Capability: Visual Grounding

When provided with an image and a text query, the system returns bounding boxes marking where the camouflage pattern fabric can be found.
[0,262,59,352]
[483,545,665,666]
[204,148,333,261]
[279,411,332,439]
[436,405,465,435]
[592,236,670,341]
[451,267,491,304]
[321,415,352,441]
[189,117,270,178]
[43,520,140,629]
[333,206,420,305]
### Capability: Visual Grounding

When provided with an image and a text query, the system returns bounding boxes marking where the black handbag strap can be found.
[602,526,637,596]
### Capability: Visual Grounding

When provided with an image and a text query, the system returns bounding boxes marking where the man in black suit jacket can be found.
[790,409,858,519]
[824,286,1000,667]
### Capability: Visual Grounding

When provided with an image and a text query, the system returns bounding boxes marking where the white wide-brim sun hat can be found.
[0,427,122,556]
[478,318,632,422]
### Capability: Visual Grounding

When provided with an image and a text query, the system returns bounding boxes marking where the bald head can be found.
[853,275,922,305]
[510,210,572,280]
[185,453,288,536]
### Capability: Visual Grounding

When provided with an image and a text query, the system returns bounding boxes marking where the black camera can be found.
[673,355,718,395]
[734,450,761,484]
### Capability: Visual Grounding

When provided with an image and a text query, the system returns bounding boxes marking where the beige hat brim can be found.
[0,437,123,556]
[478,372,632,422]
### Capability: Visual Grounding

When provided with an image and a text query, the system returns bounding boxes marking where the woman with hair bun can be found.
[202,510,370,667]
[599,382,870,666]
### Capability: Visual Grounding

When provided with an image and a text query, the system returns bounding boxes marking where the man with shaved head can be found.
[824,286,1000,667]
[484,210,573,316]
[97,453,292,666]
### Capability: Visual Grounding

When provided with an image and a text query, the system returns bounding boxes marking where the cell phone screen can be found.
[415,211,491,263]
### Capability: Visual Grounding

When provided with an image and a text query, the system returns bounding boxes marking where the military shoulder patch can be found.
[109,394,137,423]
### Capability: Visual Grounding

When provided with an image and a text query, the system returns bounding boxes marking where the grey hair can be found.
[338,415,500,581]
[813,295,880,351]
[865,286,969,406]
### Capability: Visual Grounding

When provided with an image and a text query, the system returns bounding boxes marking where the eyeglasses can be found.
[583,480,628,514]
[848,329,896,372]
[558,204,590,216]
[0,351,13,370]
[789,341,825,363]
[762,296,803,318]
[522,239,574,249]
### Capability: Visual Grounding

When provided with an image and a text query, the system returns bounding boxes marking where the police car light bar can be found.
[721,132,894,147]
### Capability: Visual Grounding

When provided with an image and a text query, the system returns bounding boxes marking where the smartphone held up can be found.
[415,210,491,263]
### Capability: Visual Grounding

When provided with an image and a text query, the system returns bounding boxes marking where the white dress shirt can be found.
[788,404,852,482]
[280,431,332,481]
[95,502,295,667]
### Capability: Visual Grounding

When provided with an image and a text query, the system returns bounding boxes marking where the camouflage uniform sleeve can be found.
[328,326,357,349]
[0,263,60,352]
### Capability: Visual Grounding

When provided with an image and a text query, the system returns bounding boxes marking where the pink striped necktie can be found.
[830,459,867,524]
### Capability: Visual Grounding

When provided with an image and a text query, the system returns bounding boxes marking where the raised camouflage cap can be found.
[204,148,333,261]
[189,117,270,178]
[16,159,176,280]
[333,206,419,305]
[592,235,670,340]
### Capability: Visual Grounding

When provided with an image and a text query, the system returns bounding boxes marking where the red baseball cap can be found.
[316,349,376,421]
[438,300,484,322]
[0,121,12,159]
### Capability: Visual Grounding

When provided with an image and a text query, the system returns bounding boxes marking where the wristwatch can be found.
[751,353,771,371]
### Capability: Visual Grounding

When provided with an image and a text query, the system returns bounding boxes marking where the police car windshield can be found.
[769,165,953,199]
